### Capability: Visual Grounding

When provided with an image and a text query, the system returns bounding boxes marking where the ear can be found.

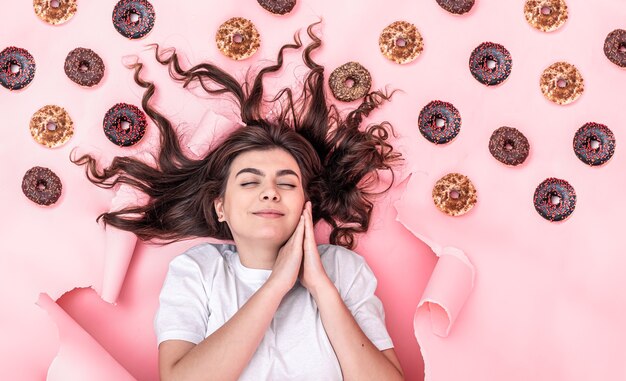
[214,197,224,221]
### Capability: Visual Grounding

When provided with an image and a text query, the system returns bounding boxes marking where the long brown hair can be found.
[71,23,403,249]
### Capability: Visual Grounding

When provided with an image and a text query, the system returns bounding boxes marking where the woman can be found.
[73,23,404,380]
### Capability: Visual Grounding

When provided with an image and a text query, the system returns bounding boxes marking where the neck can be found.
[234,239,280,270]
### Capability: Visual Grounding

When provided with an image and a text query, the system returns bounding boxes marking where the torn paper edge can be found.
[36,292,137,381]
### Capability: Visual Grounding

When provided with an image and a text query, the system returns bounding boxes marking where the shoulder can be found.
[169,242,236,275]
[318,244,372,290]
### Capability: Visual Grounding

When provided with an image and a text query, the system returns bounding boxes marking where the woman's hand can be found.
[266,214,305,296]
[299,201,332,292]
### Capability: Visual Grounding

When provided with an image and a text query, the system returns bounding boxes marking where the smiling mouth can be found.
[253,212,284,218]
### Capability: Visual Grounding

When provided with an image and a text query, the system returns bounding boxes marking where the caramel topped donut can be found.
[64,47,105,87]
[604,29,626,68]
[533,178,576,221]
[257,0,296,15]
[328,62,372,102]
[540,61,584,105]
[573,122,615,166]
[0,47,36,91]
[379,21,423,64]
[524,0,568,32]
[436,0,475,15]
[34,0,77,25]
[30,105,74,148]
[488,126,530,166]
[432,173,477,216]
[216,17,260,60]
[22,166,62,206]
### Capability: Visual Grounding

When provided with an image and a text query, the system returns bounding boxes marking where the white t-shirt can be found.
[154,243,393,380]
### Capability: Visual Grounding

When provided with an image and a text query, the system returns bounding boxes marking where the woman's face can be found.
[214,148,306,246]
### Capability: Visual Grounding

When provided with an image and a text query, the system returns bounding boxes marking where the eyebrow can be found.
[235,168,300,180]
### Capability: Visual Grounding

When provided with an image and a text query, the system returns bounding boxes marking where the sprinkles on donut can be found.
[64,47,105,87]
[488,126,530,166]
[469,42,512,86]
[112,0,156,39]
[573,122,615,166]
[21,166,62,206]
[418,100,461,144]
[328,62,372,102]
[0,47,36,91]
[257,0,296,15]
[533,177,576,221]
[103,103,147,147]
[604,29,626,68]
[436,0,475,15]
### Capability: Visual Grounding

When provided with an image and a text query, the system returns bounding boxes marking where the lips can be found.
[252,209,285,217]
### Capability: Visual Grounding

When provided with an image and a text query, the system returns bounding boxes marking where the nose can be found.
[260,185,280,201]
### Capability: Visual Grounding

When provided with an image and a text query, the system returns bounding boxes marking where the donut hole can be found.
[46,121,57,131]
[9,62,21,74]
[557,78,568,88]
[541,6,552,15]
[435,117,446,128]
[504,139,515,151]
[619,43,626,54]
[233,33,244,44]
[395,38,407,48]
[344,77,356,88]
[589,138,601,150]
[486,59,497,70]
[129,11,140,23]
[549,192,562,206]
[120,120,131,131]
[36,179,48,191]
[449,190,460,200]
[50,0,61,8]
[79,61,90,72]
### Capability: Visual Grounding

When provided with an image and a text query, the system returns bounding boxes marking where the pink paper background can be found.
[2,0,625,380]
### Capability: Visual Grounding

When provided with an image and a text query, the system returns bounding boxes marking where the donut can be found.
[33,0,77,25]
[215,17,260,60]
[257,0,296,15]
[30,105,74,148]
[21,166,62,206]
[533,178,576,221]
[379,21,423,64]
[603,29,626,68]
[103,103,147,147]
[418,100,461,144]
[112,0,155,40]
[573,122,615,166]
[523,0,568,32]
[488,126,530,166]
[64,47,105,87]
[469,42,512,86]
[432,173,477,217]
[328,62,372,102]
[436,0,475,14]
[540,61,584,105]
[0,47,36,91]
